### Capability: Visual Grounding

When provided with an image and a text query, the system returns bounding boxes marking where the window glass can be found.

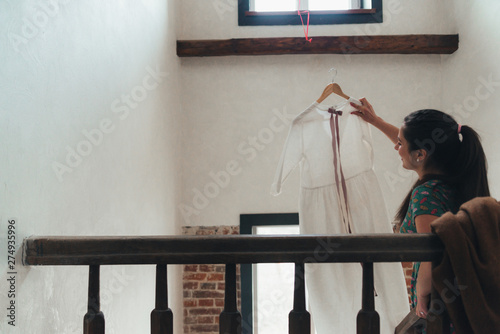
[252,0,296,12]
[253,225,300,334]
[251,0,365,11]
[309,0,353,11]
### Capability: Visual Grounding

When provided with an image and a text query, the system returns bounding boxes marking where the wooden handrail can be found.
[22,234,449,334]
[22,234,444,265]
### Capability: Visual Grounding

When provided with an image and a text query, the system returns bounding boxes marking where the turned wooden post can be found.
[289,263,310,334]
[83,265,105,334]
[151,264,173,334]
[220,263,241,334]
[356,262,379,334]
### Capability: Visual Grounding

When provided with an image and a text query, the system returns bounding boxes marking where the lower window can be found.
[240,213,300,334]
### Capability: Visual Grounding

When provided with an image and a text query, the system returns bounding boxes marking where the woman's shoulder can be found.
[410,179,455,213]
[412,179,453,196]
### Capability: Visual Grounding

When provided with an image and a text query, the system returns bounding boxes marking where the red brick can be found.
[184,299,197,308]
[215,299,224,307]
[198,299,214,307]
[199,264,215,272]
[207,273,224,281]
[184,316,197,324]
[189,308,222,316]
[197,316,214,324]
[217,283,225,291]
[189,324,219,332]
[196,229,215,236]
[184,282,199,290]
[193,290,224,298]
[184,265,199,272]
[200,282,217,290]
[184,273,207,281]
[215,265,225,273]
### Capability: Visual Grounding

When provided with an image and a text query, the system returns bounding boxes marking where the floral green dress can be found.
[399,179,455,333]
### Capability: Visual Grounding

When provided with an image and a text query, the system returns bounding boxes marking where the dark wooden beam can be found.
[177,34,458,57]
[22,234,444,266]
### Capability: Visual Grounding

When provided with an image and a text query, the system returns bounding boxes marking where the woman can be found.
[350,98,490,327]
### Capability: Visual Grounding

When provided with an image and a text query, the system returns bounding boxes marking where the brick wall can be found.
[402,262,414,302]
[182,226,241,334]
[181,225,413,333]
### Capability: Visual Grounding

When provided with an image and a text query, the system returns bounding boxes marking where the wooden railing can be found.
[22,234,451,334]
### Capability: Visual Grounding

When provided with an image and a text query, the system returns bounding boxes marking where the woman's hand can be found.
[350,98,379,125]
[416,293,430,318]
[350,97,399,144]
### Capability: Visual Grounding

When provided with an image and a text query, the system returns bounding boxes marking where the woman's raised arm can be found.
[350,98,399,145]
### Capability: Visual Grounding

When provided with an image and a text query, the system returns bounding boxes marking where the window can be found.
[240,213,300,334]
[239,0,382,26]
[251,0,364,12]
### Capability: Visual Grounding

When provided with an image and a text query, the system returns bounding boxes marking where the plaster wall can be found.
[0,0,183,333]
[441,0,500,197]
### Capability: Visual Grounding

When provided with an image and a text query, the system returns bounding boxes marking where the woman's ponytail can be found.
[453,125,490,204]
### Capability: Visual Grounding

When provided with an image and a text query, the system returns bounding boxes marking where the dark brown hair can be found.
[395,109,490,224]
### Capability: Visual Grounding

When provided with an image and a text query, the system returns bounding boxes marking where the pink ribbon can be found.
[297,0,312,42]
[328,107,352,234]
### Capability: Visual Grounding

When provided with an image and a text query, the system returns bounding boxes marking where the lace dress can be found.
[272,100,410,333]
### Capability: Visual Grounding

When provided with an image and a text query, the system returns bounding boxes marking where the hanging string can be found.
[297,0,312,42]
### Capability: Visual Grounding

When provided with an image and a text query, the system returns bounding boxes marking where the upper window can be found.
[239,0,382,26]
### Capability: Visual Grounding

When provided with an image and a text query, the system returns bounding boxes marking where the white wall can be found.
[442,0,500,197]
[0,0,183,333]
[177,0,459,228]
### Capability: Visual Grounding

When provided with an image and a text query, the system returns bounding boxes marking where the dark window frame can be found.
[238,0,383,26]
[240,213,299,334]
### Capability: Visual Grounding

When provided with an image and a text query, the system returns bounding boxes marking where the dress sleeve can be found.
[410,184,449,218]
[270,118,303,196]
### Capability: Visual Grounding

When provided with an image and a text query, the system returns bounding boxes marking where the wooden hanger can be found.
[316,68,350,103]
[316,83,350,103]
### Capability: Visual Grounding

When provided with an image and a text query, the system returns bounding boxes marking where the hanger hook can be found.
[328,67,337,84]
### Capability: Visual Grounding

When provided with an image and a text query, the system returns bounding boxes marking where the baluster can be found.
[220,263,241,334]
[356,262,379,334]
[289,263,310,334]
[84,265,105,334]
[151,264,173,334]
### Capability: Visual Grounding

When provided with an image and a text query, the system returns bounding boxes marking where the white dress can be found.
[271,99,410,334]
